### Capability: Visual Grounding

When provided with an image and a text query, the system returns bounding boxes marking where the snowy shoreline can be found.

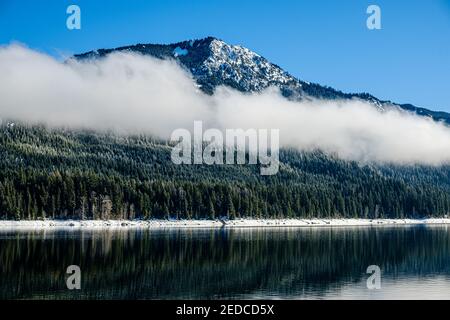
[0,218,449,230]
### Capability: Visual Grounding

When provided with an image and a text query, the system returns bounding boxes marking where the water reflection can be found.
[0,225,449,299]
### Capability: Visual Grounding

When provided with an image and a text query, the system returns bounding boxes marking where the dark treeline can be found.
[1,122,450,220]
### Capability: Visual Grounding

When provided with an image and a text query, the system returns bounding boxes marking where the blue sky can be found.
[1,0,450,111]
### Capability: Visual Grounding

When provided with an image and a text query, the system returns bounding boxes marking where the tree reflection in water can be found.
[0,225,449,299]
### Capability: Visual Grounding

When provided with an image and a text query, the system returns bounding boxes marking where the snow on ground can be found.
[0,218,449,230]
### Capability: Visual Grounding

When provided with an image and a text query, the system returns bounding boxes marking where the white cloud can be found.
[1,44,450,165]
[0,44,210,137]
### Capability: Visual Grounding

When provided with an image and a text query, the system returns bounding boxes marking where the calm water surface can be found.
[0,225,449,299]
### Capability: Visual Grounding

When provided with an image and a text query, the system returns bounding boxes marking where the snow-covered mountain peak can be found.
[73,37,450,124]
[196,37,297,92]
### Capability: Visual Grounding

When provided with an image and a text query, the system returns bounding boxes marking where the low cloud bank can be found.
[1,44,450,165]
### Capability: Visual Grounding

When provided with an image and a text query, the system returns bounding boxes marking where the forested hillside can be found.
[1,121,449,220]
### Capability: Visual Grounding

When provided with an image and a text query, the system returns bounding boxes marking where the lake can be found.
[0,225,449,299]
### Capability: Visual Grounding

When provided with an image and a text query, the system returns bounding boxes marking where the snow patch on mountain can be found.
[173,46,188,57]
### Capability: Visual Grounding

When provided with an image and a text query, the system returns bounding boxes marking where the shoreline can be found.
[0,218,450,230]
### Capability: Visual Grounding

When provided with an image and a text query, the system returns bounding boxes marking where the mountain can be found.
[74,36,450,125]
[1,38,450,221]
